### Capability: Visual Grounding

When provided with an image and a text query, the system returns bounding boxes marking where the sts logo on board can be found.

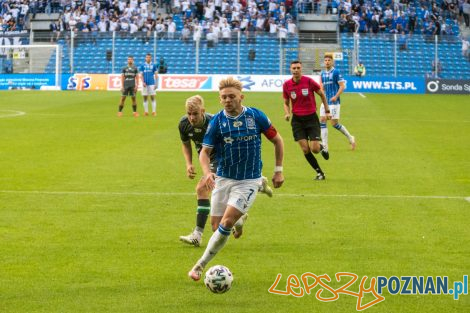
[67,74,91,90]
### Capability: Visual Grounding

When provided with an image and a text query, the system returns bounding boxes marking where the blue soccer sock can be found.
[334,123,353,141]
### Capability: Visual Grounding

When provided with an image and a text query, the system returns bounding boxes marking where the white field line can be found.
[358,93,366,98]
[0,190,467,201]
[0,110,26,118]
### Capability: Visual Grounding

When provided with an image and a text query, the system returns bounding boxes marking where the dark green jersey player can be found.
[179,112,216,170]
[117,56,140,117]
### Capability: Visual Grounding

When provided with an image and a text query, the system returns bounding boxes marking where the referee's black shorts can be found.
[122,86,136,97]
[291,113,321,142]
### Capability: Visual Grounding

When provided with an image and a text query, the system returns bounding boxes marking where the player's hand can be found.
[272,172,284,188]
[143,83,147,87]
[330,96,337,103]
[326,112,332,120]
[284,114,290,122]
[186,165,196,179]
[202,173,216,191]
[120,87,124,92]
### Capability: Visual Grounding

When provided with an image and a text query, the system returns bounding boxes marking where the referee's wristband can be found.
[274,166,283,173]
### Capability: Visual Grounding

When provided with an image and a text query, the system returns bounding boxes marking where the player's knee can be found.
[311,143,321,153]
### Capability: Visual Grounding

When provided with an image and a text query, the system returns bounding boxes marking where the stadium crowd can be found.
[1,0,467,39]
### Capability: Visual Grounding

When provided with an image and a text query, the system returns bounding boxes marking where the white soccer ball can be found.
[204,265,233,294]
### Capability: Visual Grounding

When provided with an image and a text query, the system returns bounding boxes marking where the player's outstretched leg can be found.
[188,224,231,281]
[232,214,248,239]
[180,231,202,247]
[320,122,329,160]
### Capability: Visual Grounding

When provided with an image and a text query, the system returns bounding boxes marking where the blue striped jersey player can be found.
[320,54,356,151]
[188,77,285,281]
[139,53,158,116]
[178,95,275,248]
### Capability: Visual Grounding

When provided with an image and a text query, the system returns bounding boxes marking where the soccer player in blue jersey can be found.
[188,77,284,281]
[320,54,356,153]
[178,95,274,247]
[139,53,158,116]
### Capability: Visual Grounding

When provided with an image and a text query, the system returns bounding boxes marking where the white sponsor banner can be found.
[212,75,321,92]
[94,74,322,92]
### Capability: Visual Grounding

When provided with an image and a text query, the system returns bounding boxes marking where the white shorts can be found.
[320,103,340,120]
[141,85,156,96]
[210,177,261,217]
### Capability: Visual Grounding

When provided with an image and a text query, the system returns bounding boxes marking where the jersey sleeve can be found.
[178,119,190,142]
[309,77,321,92]
[202,116,219,148]
[282,82,289,100]
[252,108,272,132]
[138,64,143,73]
[336,70,345,83]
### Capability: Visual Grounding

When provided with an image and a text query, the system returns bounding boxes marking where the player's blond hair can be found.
[185,95,205,111]
[219,77,243,91]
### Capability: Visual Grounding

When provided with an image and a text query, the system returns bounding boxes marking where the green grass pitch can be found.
[0,90,469,313]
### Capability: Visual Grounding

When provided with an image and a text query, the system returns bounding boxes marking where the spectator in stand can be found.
[354,61,366,77]
[287,19,297,36]
[462,37,470,60]
[399,30,408,50]
[432,59,443,75]
[463,0,470,28]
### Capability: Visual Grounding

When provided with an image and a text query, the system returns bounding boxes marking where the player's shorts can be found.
[141,84,156,96]
[210,177,261,216]
[122,86,136,97]
[320,103,340,120]
[291,113,321,141]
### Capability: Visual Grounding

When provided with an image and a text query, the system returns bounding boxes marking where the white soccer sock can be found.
[320,123,329,150]
[151,100,157,113]
[198,224,230,267]
[143,101,149,113]
[334,124,353,141]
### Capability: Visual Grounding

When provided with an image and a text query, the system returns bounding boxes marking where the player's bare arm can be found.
[199,146,215,190]
[316,89,331,120]
[331,81,345,103]
[182,141,195,179]
[120,74,124,92]
[269,133,285,188]
[283,98,291,121]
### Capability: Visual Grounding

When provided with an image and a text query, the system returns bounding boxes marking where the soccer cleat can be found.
[117,112,123,117]
[144,112,149,116]
[232,214,248,239]
[320,148,330,160]
[259,176,273,197]
[133,112,139,117]
[315,172,326,181]
[179,231,202,247]
[152,112,157,116]
[188,263,204,281]
[350,136,356,150]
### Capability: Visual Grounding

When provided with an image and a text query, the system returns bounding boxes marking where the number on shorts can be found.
[247,188,255,202]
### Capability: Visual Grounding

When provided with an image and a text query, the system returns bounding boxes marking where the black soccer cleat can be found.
[315,172,326,180]
[320,149,330,160]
